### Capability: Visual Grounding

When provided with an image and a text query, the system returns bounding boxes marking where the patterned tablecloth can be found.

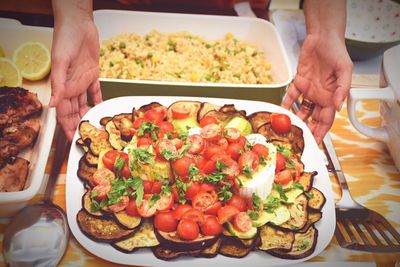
[0,97,399,267]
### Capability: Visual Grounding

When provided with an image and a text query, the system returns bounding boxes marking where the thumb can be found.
[334,60,353,112]
[50,56,69,107]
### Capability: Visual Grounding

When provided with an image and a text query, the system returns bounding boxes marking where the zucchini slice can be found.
[257,224,294,252]
[112,220,159,253]
[307,187,326,211]
[76,209,135,242]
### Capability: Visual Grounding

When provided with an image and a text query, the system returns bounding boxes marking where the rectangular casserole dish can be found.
[94,10,292,104]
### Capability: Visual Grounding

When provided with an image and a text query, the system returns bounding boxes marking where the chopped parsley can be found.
[175,179,187,204]
[264,197,281,213]
[291,182,304,191]
[242,165,252,177]
[276,145,291,158]
[137,122,159,141]
[216,161,228,171]
[218,185,232,201]
[113,154,126,172]
[131,147,155,165]
[252,193,262,211]
[148,194,161,207]
[204,171,227,184]
[188,164,200,180]
[247,210,259,220]
[273,183,288,202]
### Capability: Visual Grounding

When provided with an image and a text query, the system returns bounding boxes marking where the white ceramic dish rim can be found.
[95,9,293,88]
[66,96,335,267]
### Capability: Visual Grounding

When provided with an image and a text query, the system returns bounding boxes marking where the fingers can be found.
[56,99,81,142]
[281,83,301,110]
[333,60,353,111]
[310,106,336,144]
[50,56,69,107]
[88,79,103,106]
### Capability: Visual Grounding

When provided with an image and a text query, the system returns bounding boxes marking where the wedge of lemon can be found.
[12,41,51,81]
[0,57,22,87]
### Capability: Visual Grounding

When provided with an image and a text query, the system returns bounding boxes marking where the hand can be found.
[50,12,102,141]
[281,33,353,144]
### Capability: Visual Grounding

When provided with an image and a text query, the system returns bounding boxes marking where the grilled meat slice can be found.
[0,140,19,167]
[2,118,41,149]
[0,157,29,192]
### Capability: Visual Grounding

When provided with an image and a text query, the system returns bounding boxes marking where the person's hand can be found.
[50,8,102,141]
[281,33,353,144]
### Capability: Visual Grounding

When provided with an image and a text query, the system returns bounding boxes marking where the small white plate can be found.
[66,96,335,267]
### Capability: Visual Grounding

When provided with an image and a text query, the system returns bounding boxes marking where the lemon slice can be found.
[12,41,51,81]
[0,57,22,87]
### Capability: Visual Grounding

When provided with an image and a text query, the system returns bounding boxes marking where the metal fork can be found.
[323,133,400,252]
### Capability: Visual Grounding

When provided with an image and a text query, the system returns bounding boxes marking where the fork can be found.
[323,133,400,252]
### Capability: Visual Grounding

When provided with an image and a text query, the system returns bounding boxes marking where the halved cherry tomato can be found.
[156,139,177,160]
[186,134,205,154]
[204,201,222,215]
[151,181,163,194]
[212,155,240,179]
[217,205,240,224]
[129,128,137,137]
[201,215,223,236]
[171,104,191,120]
[200,182,216,192]
[144,108,165,125]
[252,144,269,159]
[202,160,217,175]
[92,182,111,201]
[177,219,199,240]
[236,135,248,148]
[108,195,129,213]
[213,137,228,150]
[173,204,192,220]
[201,123,222,142]
[200,116,219,128]
[271,113,292,134]
[185,182,201,201]
[192,191,217,212]
[137,198,157,218]
[126,198,140,217]
[93,168,116,186]
[158,121,174,134]
[204,145,224,160]
[154,211,178,232]
[171,138,183,149]
[143,180,153,194]
[155,194,174,211]
[227,194,247,212]
[181,208,205,224]
[233,212,252,232]
[274,169,293,184]
[223,128,241,143]
[133,118,146,129]
[173,156,195,178]
[137,137,153,148]
[238,151,260,173]
[102,150,119,170]
[275,152,286,173]
[194,156,207,170]
[226,143,243,161]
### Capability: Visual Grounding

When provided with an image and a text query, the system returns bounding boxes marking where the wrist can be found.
[52,0,93,24]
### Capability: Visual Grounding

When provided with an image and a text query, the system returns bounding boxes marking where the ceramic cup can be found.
[347,45,400,171]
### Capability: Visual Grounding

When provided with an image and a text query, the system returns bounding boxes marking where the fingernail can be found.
[337,101,343,112]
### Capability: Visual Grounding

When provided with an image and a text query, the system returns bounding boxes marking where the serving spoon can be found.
[3,128,70,267]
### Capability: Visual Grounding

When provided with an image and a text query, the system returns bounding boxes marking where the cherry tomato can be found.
[154,211,178,232]
[194,156,207,170]
[126,198,140,217]
[102,150,119,170]
[173,156,195,178]
[151,181,163,194]
[202,160,217,174]
[201,123,222,142]
[200,182,216,192]
[155,194,174,211]
[133,118,146,129]
[236,135,248,148]
[213,137,228,150]
[192,191,217,212]
[186,134,205,154]
[185,182,201,201]
[212,154,240,179]
[271,113,292,134]
[137,137,153,148]
[144,108,165,124]
[226,143,243,161]
[275,152,286,173]
[171,187,180,202]
[217,205,240,224]
[156,139,177,160]
[171,138,183,149]
[223,128,241,143]
[238,151,260,173]
[108,195,129,213]
[200,116,219,128]
[274,169,293,184]
[92,182,111,201]
[173,204,193,220]
[204,201,222,215]
[201,215,223,236]
[233,212,252,232]
[143,180,153,194]
[92,168,116,186]
[181,208,205,224]
[204,145,224,160]
[227,194,247,212]
[137,198,157,218]
[252,144,269,159]
[129,128,137,137]
[177,219,199,240]
[158,121,174,134]
[171,104,191,120]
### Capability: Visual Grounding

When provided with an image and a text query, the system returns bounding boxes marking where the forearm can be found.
[304,0,346,39]
[52,0,93,23]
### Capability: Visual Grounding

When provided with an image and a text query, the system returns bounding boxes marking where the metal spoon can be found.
[3,128,70,267]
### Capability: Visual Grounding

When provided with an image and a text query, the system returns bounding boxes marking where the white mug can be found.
[347,45,400,171]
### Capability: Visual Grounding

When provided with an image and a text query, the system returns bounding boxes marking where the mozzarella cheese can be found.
[238,134,277,201]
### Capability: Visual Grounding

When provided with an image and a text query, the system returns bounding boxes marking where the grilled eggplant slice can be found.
[82,189,103,217]
[78,120,112,156]
[152,246,202,260]
[298,171,316,192]
[76,138,89,153]
[113,211,142,230]
[77,209,135,242]
[167,100,202,119]
[257,224,295,252]
[298,211,322,234]
[257,123,304,154]
[219,104,246,117]
[112,113,133,141]
[219,236,252,258]
[247,111,271,132]
[268,226,318,259]
[112,220,159,253]
[99,116,112,126]
[135,102,163,118]
[154,228,218,251]
[278,194,309,231]
[198,238,222,258]
[307,187,326,211]
[197,102,220,121]
[84,151,98,167]
[77,156,97,187]
[105,120,127,151]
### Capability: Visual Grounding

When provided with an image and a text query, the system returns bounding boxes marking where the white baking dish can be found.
[94,10,292,104]
[0,22,56,217]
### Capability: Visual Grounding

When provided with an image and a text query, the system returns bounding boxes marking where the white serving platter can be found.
[66,96,335,266]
